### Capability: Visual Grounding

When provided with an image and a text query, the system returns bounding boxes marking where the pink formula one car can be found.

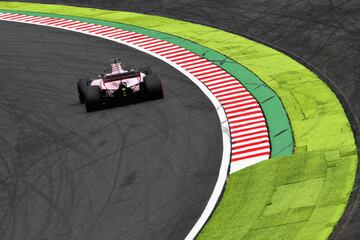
[77,59,163,112]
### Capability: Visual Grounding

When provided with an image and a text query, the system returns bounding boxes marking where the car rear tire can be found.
[144,74,163,99]
[84,86,102,112]
[77,78,90,104]
[139,67,153,75]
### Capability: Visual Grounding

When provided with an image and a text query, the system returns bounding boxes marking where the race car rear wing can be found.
[103,71,141,83]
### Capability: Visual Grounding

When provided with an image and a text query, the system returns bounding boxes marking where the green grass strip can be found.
[0,2,357,240]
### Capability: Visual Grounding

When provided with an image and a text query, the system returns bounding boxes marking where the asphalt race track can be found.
[0,21,223,240]
[2,1,360,239]
[25,1,359,238]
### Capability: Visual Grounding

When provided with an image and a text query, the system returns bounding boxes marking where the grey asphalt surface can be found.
[13,0,360,239]
[2,0,359,239]
[0,21,223,240]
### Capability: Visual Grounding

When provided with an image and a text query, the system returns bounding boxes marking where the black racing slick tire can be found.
[77,78,90,104]
[144,74,164,99]
[139,67,153,75]
[84,86,102,112]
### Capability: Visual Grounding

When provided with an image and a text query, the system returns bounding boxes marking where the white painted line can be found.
[78,24,103,32]
[221,95,253,104]
[161,49,189,57]
[231,123,266,133]
[212,86,246,95]
[106,30,131,38]
[194,70,226,78]
[140,39,168,48]
[199,73,230,82]
[232,143,270,153]
[0,13,15,18]
[167,52,197,60]
[155,47,184,55]
[129,37,156,44]
[126,35,151,43]
[228,113,264,123]
[14,15,39,21]
[209,81,243,90]
[179,59,208,68]
[119,33,144,40]
[101,29,128,36]
[232,131,269,142]
[190,67,221,76]
[0,14,22,20]
[229,121,266,131]
[92,27,117,34]
[88,26,111,33]
[224,100,258,110]
[54,20,78,27]
[232,149,270,159]
[232,137,269,147]
[184,63,215,71]
[230,155,269,174]
[217,92,250,101]
[232,126,268,137]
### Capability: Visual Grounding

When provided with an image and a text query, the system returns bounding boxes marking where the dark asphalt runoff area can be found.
[13,0,360,239]
[0,21,223,240]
